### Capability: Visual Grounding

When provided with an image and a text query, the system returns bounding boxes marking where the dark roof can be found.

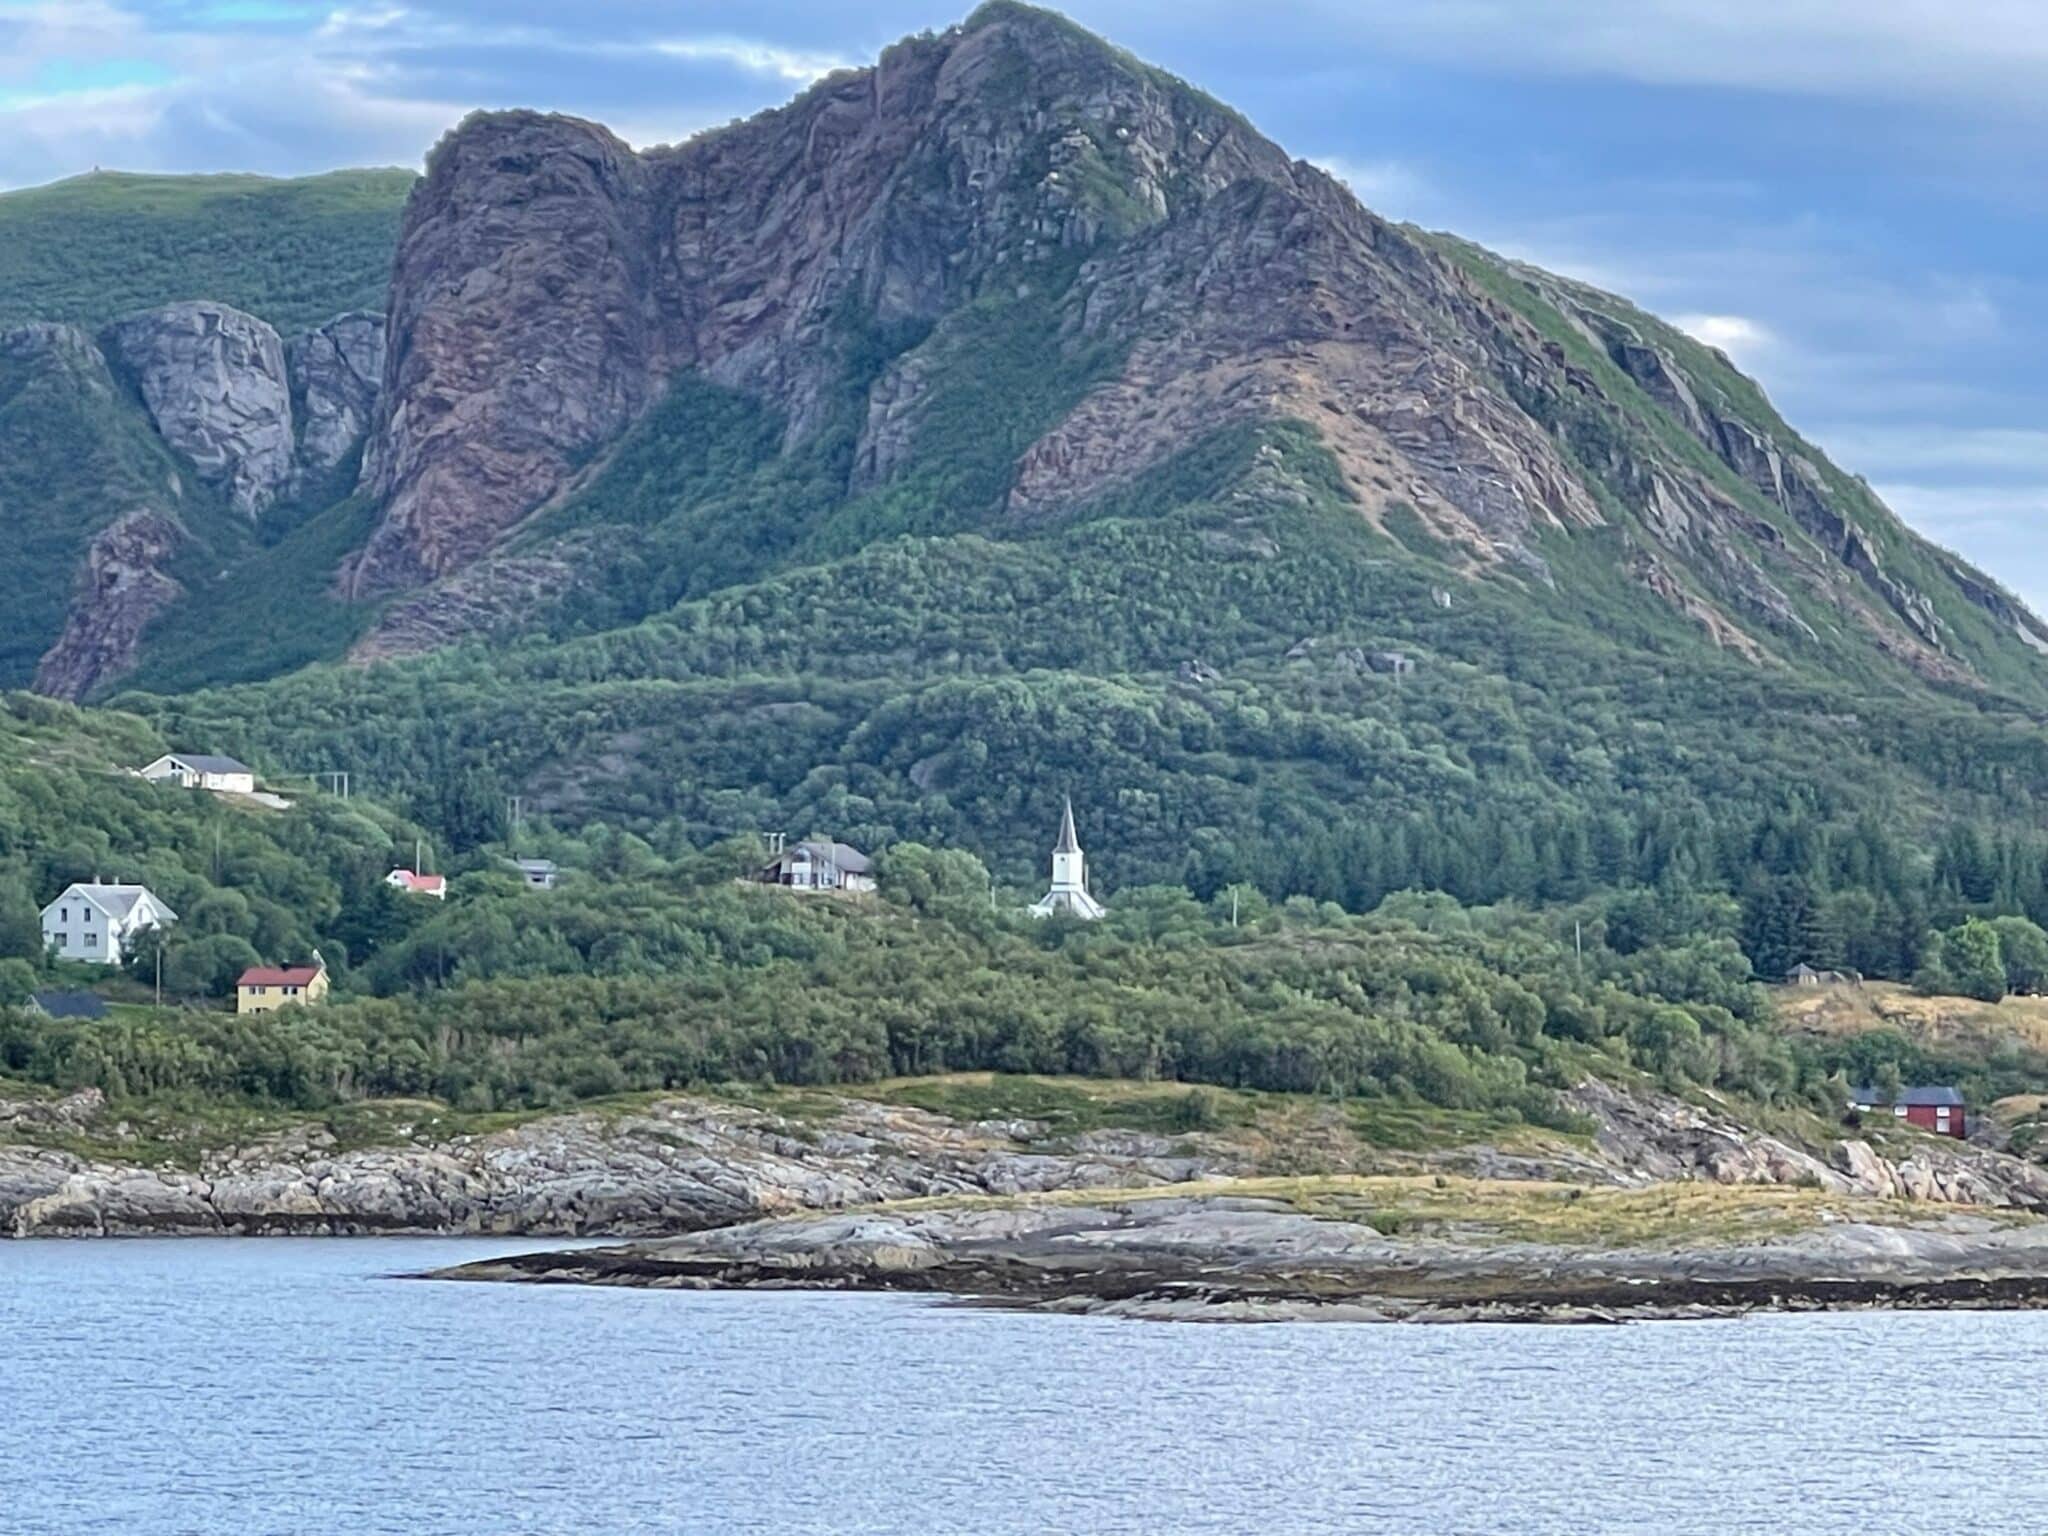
[167,753,251,775]
[30,990,107,1019]
[1850,1085,1965,1108]
[764,841,872,874]
[1054,797,1080,855]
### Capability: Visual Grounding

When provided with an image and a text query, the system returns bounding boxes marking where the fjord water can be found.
[4,1239,2042,1534]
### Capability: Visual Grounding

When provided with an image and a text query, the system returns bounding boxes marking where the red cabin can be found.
[1848,1085,1966,1140]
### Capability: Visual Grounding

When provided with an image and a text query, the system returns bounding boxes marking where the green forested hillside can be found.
[0,693,421,1000]
[0,169,413,332]
[131,410,2048,998]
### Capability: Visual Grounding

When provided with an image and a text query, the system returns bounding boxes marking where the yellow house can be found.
[235,961,329,1014]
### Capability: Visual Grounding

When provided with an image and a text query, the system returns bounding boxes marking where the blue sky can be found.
[5,1,2048,607]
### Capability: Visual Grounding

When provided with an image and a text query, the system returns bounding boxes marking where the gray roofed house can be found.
[138,753,256,793]
[40,882,179,966]
[758,839,876,894]
[510,858,560,890]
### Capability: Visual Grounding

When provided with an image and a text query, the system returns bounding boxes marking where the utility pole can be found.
[1575,920,1584,977]
[154,939,163,1013]
[1231,885,1240,928]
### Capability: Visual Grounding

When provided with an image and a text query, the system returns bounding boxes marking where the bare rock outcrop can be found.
[102,302,295,518]
[31,507,185,701]
[1565,1077,2048,1210]
[345,114,664,596]
[288,311,385,476]
[0,1091,1226,1238]
[343,6,1306,608]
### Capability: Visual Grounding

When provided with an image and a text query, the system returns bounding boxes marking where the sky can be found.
[5,0,2047,606]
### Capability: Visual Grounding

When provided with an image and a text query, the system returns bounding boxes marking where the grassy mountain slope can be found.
[0,169,414,333]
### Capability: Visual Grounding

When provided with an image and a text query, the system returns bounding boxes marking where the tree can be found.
[1940,919,2007,1003]
[0,958,35,1007]
[1992,917,2048,996]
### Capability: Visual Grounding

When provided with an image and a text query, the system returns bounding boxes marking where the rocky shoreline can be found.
[428,1191,2048,1325]
[0,1087,1228,1238]
[14,1076,2048,1323]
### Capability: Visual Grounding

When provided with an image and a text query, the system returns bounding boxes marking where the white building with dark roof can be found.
[138,753,255,795]
[1029,798,1105,921]
[757,838,876,894]
[40,883,178,965]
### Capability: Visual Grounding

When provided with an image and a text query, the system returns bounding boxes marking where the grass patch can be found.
[865,1072,1259,1137]
[881,1173,1996,1249]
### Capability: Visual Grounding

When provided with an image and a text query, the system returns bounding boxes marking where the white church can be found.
[1029,798,1106,921]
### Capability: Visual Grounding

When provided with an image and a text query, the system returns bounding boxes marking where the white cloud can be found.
[1311,155,1430,219]
[1295,0,2048,113]
[1672,312,1775,366]
[650,37,853,84]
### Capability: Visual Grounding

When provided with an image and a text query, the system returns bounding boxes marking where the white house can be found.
[757,838,877,893]
[138,753,256,795]
[385,868,447,899]
[41,883,178,966]
[511,858,559,891]
[1029,798,1106,920]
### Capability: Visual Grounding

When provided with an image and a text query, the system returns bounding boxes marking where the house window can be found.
[1894,1105,1908,1117]
[85,934,96,948]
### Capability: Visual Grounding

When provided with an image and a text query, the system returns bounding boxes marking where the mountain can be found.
[4,2,2048,966]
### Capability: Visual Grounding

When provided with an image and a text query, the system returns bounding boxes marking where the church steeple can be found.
[1030,795,1106,921]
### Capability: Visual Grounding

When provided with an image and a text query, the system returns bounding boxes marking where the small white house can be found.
[757,839,876,893]
[138,753,256,795]
[385,868,447,899]
[41,883,178,966]
[511,858,559,891]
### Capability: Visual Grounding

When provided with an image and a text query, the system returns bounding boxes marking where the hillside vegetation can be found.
[0,170,413,332]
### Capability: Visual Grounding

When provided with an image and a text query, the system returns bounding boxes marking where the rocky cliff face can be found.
[289,311,385,477]
[31,508,186,700]
[102,302,297,519]
[5,302,386,697]
[331,1,2045,691]
[343,6,1305,599]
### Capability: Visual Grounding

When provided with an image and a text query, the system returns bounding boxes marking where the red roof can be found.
[238,965,323,988]
[388,869,446,894]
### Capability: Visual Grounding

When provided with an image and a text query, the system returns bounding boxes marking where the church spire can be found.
[1030,794,1105,921]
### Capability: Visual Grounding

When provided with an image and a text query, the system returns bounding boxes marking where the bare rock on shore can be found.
[433,1190,2048,1324]
[0,1092,1228,1238]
